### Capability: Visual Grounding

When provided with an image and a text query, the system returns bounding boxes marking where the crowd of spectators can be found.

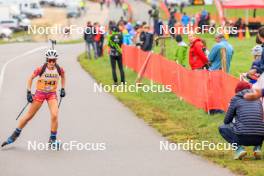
[84,2,264,160]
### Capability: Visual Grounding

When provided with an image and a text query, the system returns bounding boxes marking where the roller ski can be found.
[1,128,21,148]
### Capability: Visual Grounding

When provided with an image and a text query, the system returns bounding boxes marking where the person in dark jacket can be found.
[244,27,264,99]
[149,4,159,36]
[219,81,264,160]
[139,25,154,51]
[84,21,97,59]
[108,26,125,84]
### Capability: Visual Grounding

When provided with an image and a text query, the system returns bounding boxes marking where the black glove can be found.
[27,90,33,103]
[60,88,66,98]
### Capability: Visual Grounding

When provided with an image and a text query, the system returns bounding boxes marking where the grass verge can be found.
[0,31,32,44]
[78,52,264,176]
[154,34,256,78]
[58,38,84,44]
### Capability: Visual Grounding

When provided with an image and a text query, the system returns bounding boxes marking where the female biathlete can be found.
[1,49,66,148]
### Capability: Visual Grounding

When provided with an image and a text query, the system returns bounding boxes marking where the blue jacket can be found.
[181,15,190,26]
[209,39,233,72]
[224,89,264,136]
[255,44,264,74]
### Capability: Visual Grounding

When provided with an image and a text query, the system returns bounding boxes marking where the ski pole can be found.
[49,39,57,50]
[16,102,30,121]
[58,97,63,108]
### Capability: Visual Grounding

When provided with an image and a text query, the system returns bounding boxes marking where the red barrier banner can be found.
[122,45,239,112]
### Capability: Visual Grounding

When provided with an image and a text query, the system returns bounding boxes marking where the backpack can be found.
[39,63,62,77]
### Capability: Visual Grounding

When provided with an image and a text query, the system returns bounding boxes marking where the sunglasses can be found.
[47,59,56,63]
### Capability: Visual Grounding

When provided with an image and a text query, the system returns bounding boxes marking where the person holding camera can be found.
[148,4,160,36]
[108,26,125,85]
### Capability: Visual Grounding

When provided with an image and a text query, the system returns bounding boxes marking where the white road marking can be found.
[0,46,47,94]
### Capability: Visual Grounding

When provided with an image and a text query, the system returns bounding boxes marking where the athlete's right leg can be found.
[110,55,118,84]
[1,101,43,147]
[18,100,43,129]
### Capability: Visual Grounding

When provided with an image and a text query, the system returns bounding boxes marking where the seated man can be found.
[246,45,263,84]
[219,81,264,160]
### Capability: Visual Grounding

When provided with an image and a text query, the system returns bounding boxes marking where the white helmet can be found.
[252,45,263,56]
[45,49,58,59]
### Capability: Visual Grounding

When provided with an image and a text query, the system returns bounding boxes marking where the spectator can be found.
[219,81,264,160]
[168,15,177,36]
[108,20,116,33]
[234,18,245,37]
[174,35,187,66]
[190,15,195,26]
[106,0,111,8]
[168,4,177,18]
[122,2,128,16]
[126,22,136,38]
[139,25,154,51]
[188,34,209,70]
[181,12,190,27]
[122,29,133,45]
[84,21,97,59]
[117,17,125,27]
[208,34,233,72]
[157,20,164,36]
[180,2,185,14]
[122,23,134,45]
[99,0,105,10]
[243,27,264,99]
[108,26,125,84]
[201,9,208,21]
[134,22,143,46]
[256,27,264,72]
[97,23,105,57]
[114,0,121,7]
[246,45,263,84]
[93,22,103,57]
[149,4,159,35]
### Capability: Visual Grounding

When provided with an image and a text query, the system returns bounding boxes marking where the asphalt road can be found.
[0,44,234,176]
[0,1,233,176]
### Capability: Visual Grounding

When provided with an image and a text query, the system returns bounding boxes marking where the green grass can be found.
[0,31,32,44]
[154,34,256,77]
[78,51,264,176]
[58,38,84,44]
[183,5,264,19]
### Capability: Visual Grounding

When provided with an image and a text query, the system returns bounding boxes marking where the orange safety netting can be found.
[122,45,240,112]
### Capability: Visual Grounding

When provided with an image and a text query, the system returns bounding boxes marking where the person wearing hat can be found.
[188,33,209,70]
[244,27,264,99]
[108,25,125,85]
[219,81,264,160]
[208,33,233,72]
[250,27,264,74]
[244,45,263,84]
